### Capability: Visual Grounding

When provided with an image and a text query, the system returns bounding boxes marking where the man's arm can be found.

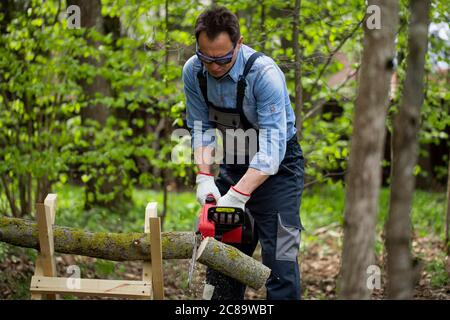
[183,58,222,203]
[234,62,288,194]
[234,168,270,194]
[194,145,215,174]
[183,57,217,167]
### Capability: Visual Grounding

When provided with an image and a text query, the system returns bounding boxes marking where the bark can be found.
[69,0,110,125]
[0,217,194,261]
[293,0,303,138]
[0,175,19,217]
[0,217,271,289]
[36,175,51,204]
[259,0,266,51]
[19,175,27,217]
[386,0,430,299]
[196,237,271,290]
[340,0,399,299]
[446,149,450,254]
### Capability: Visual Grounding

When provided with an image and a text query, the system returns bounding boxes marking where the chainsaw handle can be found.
[205,194,216,204]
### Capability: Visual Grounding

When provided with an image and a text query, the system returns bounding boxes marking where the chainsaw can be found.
[198,194,254,244]
[188,194,255,288]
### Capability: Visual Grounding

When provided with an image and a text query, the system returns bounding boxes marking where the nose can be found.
[209,62,222,72]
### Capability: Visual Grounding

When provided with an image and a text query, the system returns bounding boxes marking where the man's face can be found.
[197,31,243,78]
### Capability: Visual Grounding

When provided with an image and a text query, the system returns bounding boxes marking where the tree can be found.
[386,0,431,299]
[293,0,303,138]
[446,149,450,254]
[67,0,132,210]
[339,0,399,299]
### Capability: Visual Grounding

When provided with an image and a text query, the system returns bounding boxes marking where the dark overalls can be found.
[197,52,305,300]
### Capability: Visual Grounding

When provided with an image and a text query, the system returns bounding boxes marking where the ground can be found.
[1,224,449,300]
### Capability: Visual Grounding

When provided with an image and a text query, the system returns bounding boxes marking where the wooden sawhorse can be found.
[30,194,164,300]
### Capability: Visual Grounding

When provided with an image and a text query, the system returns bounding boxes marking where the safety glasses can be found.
[196,43,236,66]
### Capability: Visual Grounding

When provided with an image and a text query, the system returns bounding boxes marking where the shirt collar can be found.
[227,46,244,82]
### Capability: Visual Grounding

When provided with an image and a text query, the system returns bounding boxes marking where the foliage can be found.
[0,0,449,216]
[427,259,450,288]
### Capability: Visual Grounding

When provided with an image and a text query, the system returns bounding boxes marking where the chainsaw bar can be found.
[188,231,200,290]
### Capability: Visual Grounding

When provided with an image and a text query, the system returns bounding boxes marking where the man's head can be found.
[195,6,243,78]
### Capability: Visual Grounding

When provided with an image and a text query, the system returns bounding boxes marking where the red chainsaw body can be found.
[198,198,244,244]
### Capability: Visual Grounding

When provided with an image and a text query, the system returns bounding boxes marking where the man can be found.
[182,6,305,300]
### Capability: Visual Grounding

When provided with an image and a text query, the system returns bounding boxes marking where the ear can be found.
[236,36,244,51]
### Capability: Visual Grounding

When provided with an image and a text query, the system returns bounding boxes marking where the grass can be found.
[427,259,450,288]
[300,180,447,239]
[0,180,447,243]
[48,182,201,233]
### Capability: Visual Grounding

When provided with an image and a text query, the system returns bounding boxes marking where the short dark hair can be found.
[195,6,241,45]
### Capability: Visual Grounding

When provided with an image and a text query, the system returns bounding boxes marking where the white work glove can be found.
[216,186,250,211]
[196,172,221,205]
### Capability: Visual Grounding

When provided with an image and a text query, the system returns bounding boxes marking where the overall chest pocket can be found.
[209,108,241,129]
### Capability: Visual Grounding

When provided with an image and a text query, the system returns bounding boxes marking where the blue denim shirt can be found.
[183,44,297,175]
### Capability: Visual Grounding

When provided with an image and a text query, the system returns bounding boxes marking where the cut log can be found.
[0,217,271,290]
[0,217,194,261]
[196,237,271,290]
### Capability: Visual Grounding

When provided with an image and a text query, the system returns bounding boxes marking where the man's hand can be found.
[196,172,221,205]
[216,186,250,211]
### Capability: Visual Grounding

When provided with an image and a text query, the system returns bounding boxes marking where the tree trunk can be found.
[68,0,130,210]
[18,174,28,217]
[259,0,266,51]
[196,237,271,290]
[386,0,430,299]
[36,175,51,204]
[0,217,194,261]
[340,0,399,299]
[160,1,170,229]
[0,217,270,289]
[446,149,450,254]
[293,0,303,138]
[70,0,110,125]
[0,174,19,217]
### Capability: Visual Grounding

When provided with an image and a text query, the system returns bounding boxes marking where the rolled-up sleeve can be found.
[249,64,287,175]
[182,59,216,151]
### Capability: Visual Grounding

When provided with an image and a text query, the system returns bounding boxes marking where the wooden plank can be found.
[141,204,155,299]
[35,202,57,300]
[44,194,57,224]
[31,194,58,300]
[30,256,44,300]
[36,203,56,275]
[148,202,164,299]
[146,202,158,219]
[30,276,151,298]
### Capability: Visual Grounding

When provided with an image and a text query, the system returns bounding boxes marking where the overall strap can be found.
[236,52,264,129]
[196,67,214,108]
